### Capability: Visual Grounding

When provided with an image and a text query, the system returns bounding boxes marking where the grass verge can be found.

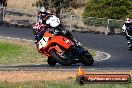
[0,80,131,88]
[0,38,45,64]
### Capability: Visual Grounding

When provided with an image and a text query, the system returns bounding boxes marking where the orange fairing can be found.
[39,31,74,56]
[43,31,53,37]
[48,45,62,53]
[43,31,73,49]
[43,36,73,56]
[48,36,73,49]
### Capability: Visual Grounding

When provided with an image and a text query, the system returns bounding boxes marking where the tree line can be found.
[33,0,86,15]
[34,0,132,20]
[83,0,132,20]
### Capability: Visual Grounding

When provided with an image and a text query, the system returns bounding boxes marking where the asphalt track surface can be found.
[0,25,132,70]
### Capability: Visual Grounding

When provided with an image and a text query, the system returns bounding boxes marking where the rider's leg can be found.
[63,30,81,46]
[37,26,47,41]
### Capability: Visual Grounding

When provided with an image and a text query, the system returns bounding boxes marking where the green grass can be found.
[88,49,96,57]
[0,39,45,64]
[0,80,131,88]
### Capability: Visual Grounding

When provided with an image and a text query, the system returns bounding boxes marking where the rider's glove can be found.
[54,30,59,35]
[62,30,67,34]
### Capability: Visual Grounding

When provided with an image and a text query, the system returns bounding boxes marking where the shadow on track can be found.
[0,63,95,71]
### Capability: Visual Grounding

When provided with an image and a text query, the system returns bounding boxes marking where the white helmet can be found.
[46,15,60,27]
[125,18,132,23]
[40,6,46,12]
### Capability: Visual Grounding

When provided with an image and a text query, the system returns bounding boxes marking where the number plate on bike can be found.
[38,37,49,49]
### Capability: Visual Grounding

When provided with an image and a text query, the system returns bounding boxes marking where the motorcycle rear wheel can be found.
[49,49,73,66]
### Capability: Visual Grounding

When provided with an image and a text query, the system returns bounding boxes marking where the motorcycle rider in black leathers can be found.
[33,7,80,47]
[122,18,132,48]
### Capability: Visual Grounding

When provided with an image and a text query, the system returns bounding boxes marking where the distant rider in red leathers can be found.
[33,6,53,42]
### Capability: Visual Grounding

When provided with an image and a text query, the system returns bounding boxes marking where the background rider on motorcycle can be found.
[35,6,52,41]
[122,18,132,46]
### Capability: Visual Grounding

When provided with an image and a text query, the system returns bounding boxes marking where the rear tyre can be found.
[47,57,56,66]
[80,51,94,66]
[49,49,73,66]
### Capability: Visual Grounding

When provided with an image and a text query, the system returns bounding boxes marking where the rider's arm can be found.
[122,24,126,32]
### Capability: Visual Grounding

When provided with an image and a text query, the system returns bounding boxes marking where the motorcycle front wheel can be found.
[47,57,56,66]
[80,51,94,66]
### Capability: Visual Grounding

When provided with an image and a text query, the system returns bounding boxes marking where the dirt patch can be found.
[0,36,34,45]
[0,70,76,83]
[0,70,132,83]
[7,0,37,11]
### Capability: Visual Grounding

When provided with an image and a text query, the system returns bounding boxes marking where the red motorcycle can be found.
[33,15,94,66]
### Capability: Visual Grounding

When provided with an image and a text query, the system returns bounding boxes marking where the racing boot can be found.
[73,38,82,46]
[128,40,132,50]
[64,30,82,46]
